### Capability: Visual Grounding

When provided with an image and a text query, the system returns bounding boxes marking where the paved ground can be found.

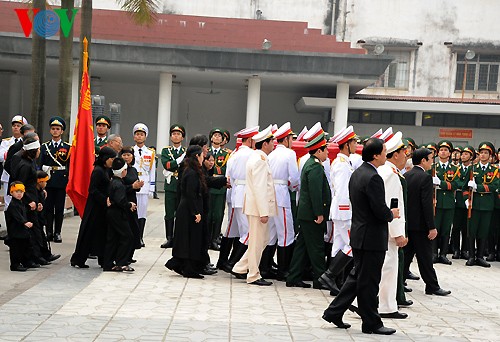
[0,197,499,341]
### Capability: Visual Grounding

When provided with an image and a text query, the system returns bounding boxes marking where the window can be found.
[370,50,411,89]
[422,112,500,129]
[455,54,500,92]
[348,110,415,125]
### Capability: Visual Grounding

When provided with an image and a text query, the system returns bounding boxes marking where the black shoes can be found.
[230,270,247,279]
[47,254,61,262]
[209,241,220,251]
[10,264,28,272]
[437,255,452,265]
[475,258,491,268]
[486,253,496,262]
[285,281,311,288]
[313,282,330,290]
[425,288,451,296]
[380,311,408,319]
[406,271,420,280]
[71,262,89,268]
[183,272,204,279]
[404,286,412,292]
[362,326,396,335]
[53,233,62,243]
[318,275,340,294]
[37,258,51,266]
[397,299,413,307]
[249,278,272,286]
[160,239,173,249]
[465,258,475,266]
[322,314,351,329]
[25,262,40,268]
[452,251,461,259]
[201,265,217,276]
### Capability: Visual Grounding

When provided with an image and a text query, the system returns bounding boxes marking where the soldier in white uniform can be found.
[0,115,28,208]
[132,123,156,247]
[220,126,259,273]
[377,132,408,319]
[267,122,300,279]
[318,125,357,295]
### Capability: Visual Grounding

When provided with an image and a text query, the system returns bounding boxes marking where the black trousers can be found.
[45,187,66,235]
[324,248,385,331]
[104,208,134,268]
[403,230,440,292]
[9,237,31,267]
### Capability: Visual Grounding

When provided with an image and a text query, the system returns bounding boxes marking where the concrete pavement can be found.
[0,197,499,341]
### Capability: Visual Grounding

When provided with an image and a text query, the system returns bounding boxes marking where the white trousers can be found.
[332,219,352,257]
[223,206,240,239]
[231,208,249,245]
[324,220,334,243]
[378,239,399,314]
[136,193,149,219]
[268,207,294,247]
[233,215,269,283]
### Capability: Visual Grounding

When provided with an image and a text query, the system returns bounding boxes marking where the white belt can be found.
[233,179,246,185]
[51,166,66,171]
[273,179,288,185]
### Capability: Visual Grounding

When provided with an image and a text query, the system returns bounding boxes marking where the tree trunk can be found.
[59,0,75,141]
[31,0,46,134]
[79,0,92,86]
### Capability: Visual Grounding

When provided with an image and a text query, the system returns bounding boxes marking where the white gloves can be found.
[432,176,441,186]
[41,165,51,173]
[468,180,477,191]
[465,200,470,207]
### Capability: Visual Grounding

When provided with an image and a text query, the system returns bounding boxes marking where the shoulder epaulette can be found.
[339,156,346,162]
[148,147,155,151]
[2,137,12,141]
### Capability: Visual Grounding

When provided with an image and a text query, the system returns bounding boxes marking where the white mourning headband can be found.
[112,163,128,176]
[23,140,40,150]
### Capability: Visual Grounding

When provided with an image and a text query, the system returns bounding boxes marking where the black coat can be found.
[71,165,111,264]
[5,197,30,239]
[172,167,204,261]
[122,165,141,249]
[349,162,393,252]
[404,165,435,232]
[39,141,71,189]
[10,155,38,206]
[4,139,23,176]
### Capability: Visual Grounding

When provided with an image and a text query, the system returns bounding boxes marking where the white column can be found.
[246,76,261,127]
[333,82,349,134]
[415,111,423,126]
[157,72,173,151]
[9,73,22,115]
[69,65,79,142]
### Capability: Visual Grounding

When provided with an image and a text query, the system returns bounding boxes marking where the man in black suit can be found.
[323,138,400,335]
[403,148,451,296]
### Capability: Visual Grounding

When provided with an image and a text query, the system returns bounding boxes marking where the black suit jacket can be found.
[349,162,394,252]
[404,165,435,232]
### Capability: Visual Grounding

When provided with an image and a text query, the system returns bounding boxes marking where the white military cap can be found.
[386,131,405,154]
[303,122,324,141]
[252,124,274,143]
[133,123,149,137]
[234,126,259,138]
[274,122,293,140]
[379,127,394,142]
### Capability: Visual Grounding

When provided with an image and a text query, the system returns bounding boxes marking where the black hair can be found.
[412,148,432,166]
[204,151,214,161]
[22,134,39,160]
[21,124,35,135]
[95,146,117,167]
[119,146,135,165]
[309,145,327,155]
[362,138,384,162]
[255,137,273,150]
[112,157,126,171]
[189,134,209,148]
[37,170,49,179]
[386,145,406,160]
[184,145,207,192]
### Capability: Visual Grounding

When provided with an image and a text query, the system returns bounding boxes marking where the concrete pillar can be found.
[170,81,181,127]
[157,72,173,152]
[415,111,423,126]
[246,76,261,127]
[333,82,349,134]
[69,65,79,142]
[9,73,22,115]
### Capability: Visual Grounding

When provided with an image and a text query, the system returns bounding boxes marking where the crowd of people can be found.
[1,112,499,335]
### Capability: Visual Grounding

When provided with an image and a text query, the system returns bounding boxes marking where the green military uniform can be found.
[287,134,331,288]
[433,141,462,263]
[451,145,475,259]
[160,124,186,248]
[94,115,111,153]
[207,128,231,248]
[396,170,409,305]
[466,142,499,267]
[487,161,500,261]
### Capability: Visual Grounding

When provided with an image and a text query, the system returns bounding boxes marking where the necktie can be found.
[441,163,445,169]
[482,166,486,171]
[139,148,142,156]
[54,142,58,149]
[98,138,102,144]
[214,149,218,155]
[14,138,19,143]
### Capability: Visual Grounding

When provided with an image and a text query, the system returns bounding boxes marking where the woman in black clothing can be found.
[165,145,206,278]
[70,147,116,268]
[119,147,144,262]
[103,157,137,272]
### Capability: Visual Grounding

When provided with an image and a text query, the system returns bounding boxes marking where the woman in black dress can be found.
[119,146,144,263]
[165,145,206,278]
[70,147,116,268]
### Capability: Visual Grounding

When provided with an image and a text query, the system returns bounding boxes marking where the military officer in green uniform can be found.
[221,129,232,153]
[465,142,499,268]
[486,151,500,261]
[431,140,462,264]
[207,128,230,250]
[451,145,475,259]
[160,125,186,248]
[286,131,331,289]
[94,115,111,152]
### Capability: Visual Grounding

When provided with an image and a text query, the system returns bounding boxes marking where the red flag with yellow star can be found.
[67,37,95,217]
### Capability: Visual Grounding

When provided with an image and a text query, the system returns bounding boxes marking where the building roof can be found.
[353,94,500,105]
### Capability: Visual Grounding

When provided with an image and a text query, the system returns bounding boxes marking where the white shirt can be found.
[133,145,156,194]
[268,144,300,208]
[330,152,354,221]
[226,145,254,208]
